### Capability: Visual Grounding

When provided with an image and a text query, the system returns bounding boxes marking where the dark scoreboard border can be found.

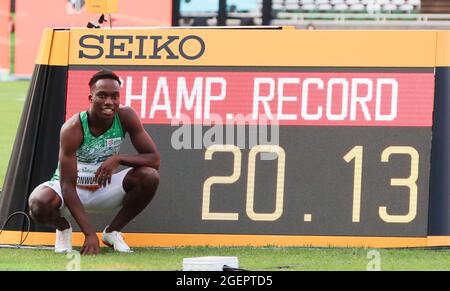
[429,67,450,236]
[0,64,68,233]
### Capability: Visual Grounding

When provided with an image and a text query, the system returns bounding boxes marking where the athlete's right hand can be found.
[95,155,121,187]
[81,233,100,255]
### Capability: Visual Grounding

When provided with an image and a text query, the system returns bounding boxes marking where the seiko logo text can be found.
[78,34,206,60]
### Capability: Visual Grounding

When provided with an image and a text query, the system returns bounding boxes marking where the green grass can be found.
[1,246,450,271]
[0,80,28,187]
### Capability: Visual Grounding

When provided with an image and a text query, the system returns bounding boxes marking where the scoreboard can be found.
[2,27,450,248]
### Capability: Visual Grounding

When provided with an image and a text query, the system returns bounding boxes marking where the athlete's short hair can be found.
[88,70,122,89]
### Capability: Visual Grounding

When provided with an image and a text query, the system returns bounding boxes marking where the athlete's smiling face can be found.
[89,78,121,119]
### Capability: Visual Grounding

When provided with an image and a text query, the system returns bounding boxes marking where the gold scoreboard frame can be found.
[2,27,450,248]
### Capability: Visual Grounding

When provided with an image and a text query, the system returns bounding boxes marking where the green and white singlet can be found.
[51,111,125,190]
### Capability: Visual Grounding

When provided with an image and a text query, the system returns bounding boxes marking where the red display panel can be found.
[67,70,434,127]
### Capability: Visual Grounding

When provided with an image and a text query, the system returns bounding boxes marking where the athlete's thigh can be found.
[83,168,131,212]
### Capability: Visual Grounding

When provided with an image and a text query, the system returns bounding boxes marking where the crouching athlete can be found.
[28,70,160,255]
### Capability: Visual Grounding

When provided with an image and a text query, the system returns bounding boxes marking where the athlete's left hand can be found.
[95,155,121,187]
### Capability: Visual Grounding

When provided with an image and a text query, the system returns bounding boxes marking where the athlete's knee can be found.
[29,198,52,224]
[136,167,160,190]
[28,191,60,224]
[126,167,159,193]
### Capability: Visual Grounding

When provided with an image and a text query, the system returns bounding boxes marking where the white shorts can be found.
[38,168,132,217]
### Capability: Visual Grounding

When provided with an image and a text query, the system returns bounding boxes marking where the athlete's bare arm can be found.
[95,106,160,187]
[119,106,160,168]
[59,115,100,255]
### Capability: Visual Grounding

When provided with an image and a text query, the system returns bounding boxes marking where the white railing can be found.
[179,11,450,28]
[275,12,450,22]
